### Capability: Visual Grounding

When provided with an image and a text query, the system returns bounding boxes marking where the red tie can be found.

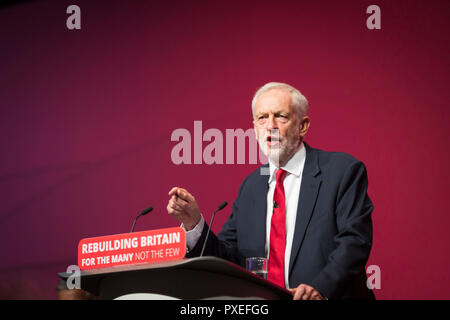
[268,168,287,288]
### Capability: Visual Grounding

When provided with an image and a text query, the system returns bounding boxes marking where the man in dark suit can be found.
[167,82,374,300]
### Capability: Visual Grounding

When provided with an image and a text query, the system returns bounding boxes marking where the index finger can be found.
[175,188,195,203]
[293,286,306,300]
[168,187,179,196]
[168,187,188,198]
[168,187,194,203]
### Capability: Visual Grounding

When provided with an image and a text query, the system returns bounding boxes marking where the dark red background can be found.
[0,0,449,299]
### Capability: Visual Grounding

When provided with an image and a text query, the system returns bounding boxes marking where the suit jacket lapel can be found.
[252,164,270,257]
[289,143,322,275]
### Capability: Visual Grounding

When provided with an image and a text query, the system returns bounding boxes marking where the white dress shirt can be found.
[184,142,306,289]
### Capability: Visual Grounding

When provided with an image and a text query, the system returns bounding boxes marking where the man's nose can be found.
[266,115,277,130]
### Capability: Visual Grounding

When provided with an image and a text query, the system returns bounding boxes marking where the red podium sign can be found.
[78,227,186,270]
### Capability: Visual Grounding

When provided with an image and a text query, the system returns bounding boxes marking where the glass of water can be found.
[246,257,268,280]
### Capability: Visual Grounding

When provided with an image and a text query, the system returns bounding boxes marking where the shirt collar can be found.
[268,142,306,183]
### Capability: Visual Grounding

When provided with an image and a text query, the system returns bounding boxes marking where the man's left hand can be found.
[289,284,325,300]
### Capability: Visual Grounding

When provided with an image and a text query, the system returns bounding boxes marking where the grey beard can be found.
[258,136,301,167]
[257,126,301,167]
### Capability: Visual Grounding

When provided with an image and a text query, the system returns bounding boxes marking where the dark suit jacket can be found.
[187,142,374,299]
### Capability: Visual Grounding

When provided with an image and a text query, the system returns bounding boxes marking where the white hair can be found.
[251,82,309,119]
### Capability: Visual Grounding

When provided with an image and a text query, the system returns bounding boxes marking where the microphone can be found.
[200,201,228,257]
[130,206,153,233]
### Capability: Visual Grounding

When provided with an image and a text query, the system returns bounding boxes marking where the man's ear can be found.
[299,116,310,138]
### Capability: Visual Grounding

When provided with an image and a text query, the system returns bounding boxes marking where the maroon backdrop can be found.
[0,0,449,299]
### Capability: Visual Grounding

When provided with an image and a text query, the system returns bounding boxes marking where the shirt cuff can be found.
[181,215,205,251]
